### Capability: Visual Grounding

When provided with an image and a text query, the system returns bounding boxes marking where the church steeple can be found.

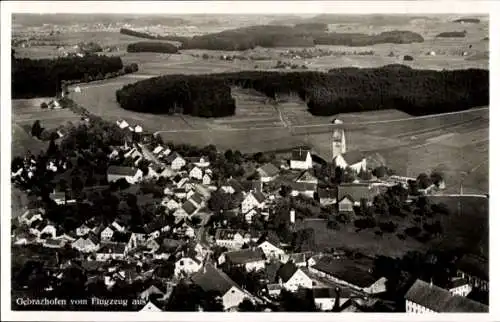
[332,119,346,159]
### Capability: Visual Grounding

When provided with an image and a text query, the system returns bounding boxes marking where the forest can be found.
[120,25,424,51]
[127,42,179,53]
[12,55,124,98]
[116,65,488,118]
[436,31,467,38]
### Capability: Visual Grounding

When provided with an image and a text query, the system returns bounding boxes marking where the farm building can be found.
[333,151,367,173]
[405,279,488,313]
[290,147,313,170]
[116,119,130,129]
[219,248,267,272]
[257,163,280,183]
[456,254,489,291]
[106,166,143,184]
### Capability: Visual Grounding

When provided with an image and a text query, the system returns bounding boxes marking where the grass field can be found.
[298,195,488,259]
[12,98,84,159]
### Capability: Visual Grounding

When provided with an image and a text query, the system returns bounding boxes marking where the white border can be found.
[1,1,497,321]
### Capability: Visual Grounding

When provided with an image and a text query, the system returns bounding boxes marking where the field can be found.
[297,195,488,259]
[11,98,83,158]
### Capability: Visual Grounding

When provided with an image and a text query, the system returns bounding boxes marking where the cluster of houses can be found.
[11,117,485,313]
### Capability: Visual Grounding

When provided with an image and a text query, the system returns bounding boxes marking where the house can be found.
[290,182,317,198]
[456,254,489,291]
[220,248,267,272]
[257,163,280,183]
[193,157,210,168]
[257,232,285,259]
[43,238,65,248]
[74,86,81,93]
[174,200,199,218]
[96,243,127,261]
[72,234,100,253]
[107,166,143,184]
[337,183,378,207]
[76,223,91,236]
[176,177,190,189]
[152,145,165,155]
[281,252,313,267]
[124,147,143,160]
[165,152,186,171]
[241,191,267,214]
[111,220,126,233]
[277,262,313,292]
[100,226,115,241]
[189,166,203,180]
[40,223,59,239]
[163,198,180,212]
[129,125,143,133]
[214,229,259,250]
[202,173,212,185]
[155,238,183,260]
[290,147,313,170]
[405,279,488,313]
[309,257,387,295]
[318,188,338,206]
[18,209,43,226]
[299,287,352,311]
[333,151,367,174]
[188,192,205,208]
[220,179,244,195]
[174,256,203,278]
[173,188,188,200]
[446,278,473,297]
[338,195,355,213]
[191,263,254,311]
[116,119,130,129]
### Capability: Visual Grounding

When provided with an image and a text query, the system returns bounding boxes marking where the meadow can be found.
[297,195,488,259]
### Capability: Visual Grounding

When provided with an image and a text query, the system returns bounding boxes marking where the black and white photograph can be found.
[1,0,496,319]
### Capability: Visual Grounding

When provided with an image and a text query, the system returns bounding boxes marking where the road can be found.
[153,106,488,136]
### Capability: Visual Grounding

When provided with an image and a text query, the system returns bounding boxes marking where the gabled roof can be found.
[338,183,378,202]
[97,242,126,254]
[295,170,317,183]
[277,261,299,283]
[165,152,183,164]
[257,231,281,247]
[225,248,266,264]
[291,147,311,161]
[225,179,244,193]
[181,200,198,215]
[405,279,488,312]
[311,287,351,299]
[191,263,240,295]
[290,182,317,192]
[107,166,138,177]
[190,192,204,205]
[258,163,280,178]
[250,191,266,203]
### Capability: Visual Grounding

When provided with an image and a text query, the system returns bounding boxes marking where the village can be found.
[10,101,489,313]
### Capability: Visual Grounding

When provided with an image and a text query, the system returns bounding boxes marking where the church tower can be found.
[332,119,346,159]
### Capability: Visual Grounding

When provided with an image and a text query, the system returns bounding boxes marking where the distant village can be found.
[10,99,488,313]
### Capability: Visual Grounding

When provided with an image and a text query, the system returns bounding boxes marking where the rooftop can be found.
[405,279,488,313]
[311,257,377,288]
[337,183,379,202]
[291,147,311,162]
[107,166,138,177]
[457,254,488,281]
[225,248,266,264]
[258,163,280,178]
[191,263,240,295]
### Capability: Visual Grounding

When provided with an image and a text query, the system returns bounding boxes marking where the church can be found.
[331,119,367,173]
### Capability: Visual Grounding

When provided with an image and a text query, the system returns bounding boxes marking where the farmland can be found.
[297,195,488,259]
[11,98,83,158]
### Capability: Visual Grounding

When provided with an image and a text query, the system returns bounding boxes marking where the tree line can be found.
[127,41,179,53]
[12,55,124,98]
[116,66,488,118]
[120,25,424,51]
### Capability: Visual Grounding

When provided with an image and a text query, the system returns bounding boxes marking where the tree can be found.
[372,166,388,178]
[373,195,389,216]
[416,173,431,189]
[31,120,43,138]
[238,298,258,312]
[430,171,444,186]
[71,176,84,194]
[46,138,58,156]
[224,149,234,163]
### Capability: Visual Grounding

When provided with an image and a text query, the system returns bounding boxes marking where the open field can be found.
[12,98,84,159]
[298,195,488,259]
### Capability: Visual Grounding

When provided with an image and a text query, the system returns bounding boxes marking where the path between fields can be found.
[153,107,488,136]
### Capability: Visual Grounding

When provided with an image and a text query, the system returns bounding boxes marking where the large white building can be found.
[290,147,313,170]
